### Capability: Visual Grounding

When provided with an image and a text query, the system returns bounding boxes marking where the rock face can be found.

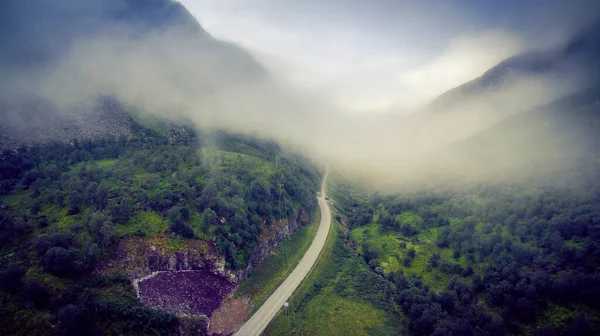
[100,207,311,319]
[137,270,234,317]
[234,207,311,282]
[207,295,253,336]
[99,235,221,280]
[0,98,133,150]
[0,0,267,151]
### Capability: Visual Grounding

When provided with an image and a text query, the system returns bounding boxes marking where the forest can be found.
[331,156,600,335]
[0,119,321,335]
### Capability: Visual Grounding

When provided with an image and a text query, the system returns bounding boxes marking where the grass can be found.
[115,212,169,237]
[57,214,80,231]
[167,236,184,249]
[396,211,421,226]
[0,293,54,336]
[188,214,214,240]
[25,266,70,291]
[202,148,276,177]
[1,191,31,208]
[67,158,117,173]
[565,239,585,249]
[543,304,580,328]
[265,216,401,336]
[96,159,117,169]
[234,210,320,312]
[269,292,398,336]
[351,220,469,292]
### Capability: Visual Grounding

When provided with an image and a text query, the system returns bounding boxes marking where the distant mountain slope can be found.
[426,21,600,114]
[419,21,600,182]
[0,0,264,75]
[0,0,266,149]
[431,84,600,183]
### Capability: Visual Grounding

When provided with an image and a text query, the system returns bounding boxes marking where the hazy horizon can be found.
[178,0,600,112]
[1,0,599,189]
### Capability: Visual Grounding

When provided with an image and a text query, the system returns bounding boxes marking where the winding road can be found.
[234,166,331,336]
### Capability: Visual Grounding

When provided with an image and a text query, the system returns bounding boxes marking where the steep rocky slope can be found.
[0,0,266,150]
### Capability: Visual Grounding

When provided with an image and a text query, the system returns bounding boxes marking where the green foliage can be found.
[117,211,168,237]
[0,121,321,334]
[332,161,600,335]
[265,218,400,336]
[235,209,320,311]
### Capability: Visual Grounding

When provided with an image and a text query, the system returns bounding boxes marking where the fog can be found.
[2,0,599,189]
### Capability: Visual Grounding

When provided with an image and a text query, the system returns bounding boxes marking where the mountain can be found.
[426,21,600,114]
[0,0,266,149]
[0,0,264,76]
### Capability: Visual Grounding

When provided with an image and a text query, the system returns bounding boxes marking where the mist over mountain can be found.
[0,0,264,79]
[2,2,600,335]
[427,21,600,114]
[0,0,266,149]
[1,0,599,189]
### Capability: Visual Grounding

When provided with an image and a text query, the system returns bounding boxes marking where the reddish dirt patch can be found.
[138,270,234,317]
[208,294,253,336]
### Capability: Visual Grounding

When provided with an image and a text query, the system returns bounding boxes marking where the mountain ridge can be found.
[0,0,266,150]
[425,20,600,114]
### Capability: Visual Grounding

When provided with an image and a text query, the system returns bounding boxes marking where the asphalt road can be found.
[234,167,331,336]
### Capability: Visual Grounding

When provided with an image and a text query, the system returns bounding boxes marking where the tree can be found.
[514,298,537,322]
[58,304,97,336]
[0,265,25,293]
[453,249,461,260]
[170,220,194,238]
[37,216,49,228]
[99,222,116,248]
[429,253,441,268]
[362,242,378,263]
[202,208,217,226]
[88,211,111,236]
[67,191,82,215]
[566,314,593,336]
[108,197,132,224]
[30,200,41,214]
[20,281,50,308]
[42,247,82,277]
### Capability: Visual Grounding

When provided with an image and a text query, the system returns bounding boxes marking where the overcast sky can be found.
[177,0,600,111]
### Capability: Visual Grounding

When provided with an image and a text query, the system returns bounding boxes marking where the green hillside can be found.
[0,119,321,335]
[322,165,600,335]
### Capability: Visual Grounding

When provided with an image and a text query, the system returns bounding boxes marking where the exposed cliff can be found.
[98,207,311,319]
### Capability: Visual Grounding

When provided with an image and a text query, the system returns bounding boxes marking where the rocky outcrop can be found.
[234,207,311,282]
[137,270,234,317]
[99,235,235,317]
[98,235,226,280]
[0,98,133,150]
[99,207,311,320]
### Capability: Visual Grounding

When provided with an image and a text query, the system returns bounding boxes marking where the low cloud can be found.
[2,0,597,190]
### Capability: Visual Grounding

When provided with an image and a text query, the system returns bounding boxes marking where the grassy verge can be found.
[264,216,401,336]
[234,209,320,312]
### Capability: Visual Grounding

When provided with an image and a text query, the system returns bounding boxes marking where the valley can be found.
[1,1,600,335]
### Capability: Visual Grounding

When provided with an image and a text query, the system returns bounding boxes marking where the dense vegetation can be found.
[330,158,600,335]
[0,119,320,335]
[293,86,600,336]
